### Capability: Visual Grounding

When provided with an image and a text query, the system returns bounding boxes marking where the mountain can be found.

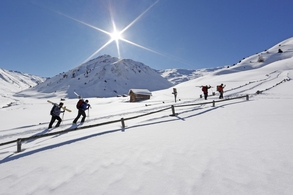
[0,68,46,107]
[158,67,223,85]
[0,68,45,93]
[20,55,173,98]
[213,37,293,75]
[3,37,293,100]
[159,37,293,85]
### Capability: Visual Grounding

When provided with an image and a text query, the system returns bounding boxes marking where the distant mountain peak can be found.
[23,55,173,98]
[0,68,45,93]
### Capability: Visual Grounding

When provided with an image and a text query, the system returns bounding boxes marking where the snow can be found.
[158,67,221,85]
[128,89,152,96]
[0,68,45,108]
[1,37,293,195]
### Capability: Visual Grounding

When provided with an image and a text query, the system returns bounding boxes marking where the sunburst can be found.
[58,0,161,62]
[40,0,190,66]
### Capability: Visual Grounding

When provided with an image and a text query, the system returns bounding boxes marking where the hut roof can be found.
[128,89,152,96]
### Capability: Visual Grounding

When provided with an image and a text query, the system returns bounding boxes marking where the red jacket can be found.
[202,86,210,93]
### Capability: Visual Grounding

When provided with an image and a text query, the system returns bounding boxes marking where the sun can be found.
[51,0,163,62]
[110,30,122,41]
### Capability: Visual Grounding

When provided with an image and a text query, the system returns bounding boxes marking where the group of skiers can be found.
[201,83,226,100]
[48,99,91,129]
[48,84,226,128]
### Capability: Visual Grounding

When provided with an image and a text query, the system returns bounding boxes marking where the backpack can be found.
[76,99,83,109]
[50,105,56,115]
[217,85,220,92]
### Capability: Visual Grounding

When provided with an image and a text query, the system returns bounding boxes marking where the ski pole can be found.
[88,105,92,118]
[210,86,215,96]
[61,107,67,124]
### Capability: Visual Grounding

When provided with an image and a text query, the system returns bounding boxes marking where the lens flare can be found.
[36,0,191,66]
[82,0,161,62]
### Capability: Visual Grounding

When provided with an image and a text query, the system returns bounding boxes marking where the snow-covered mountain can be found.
[3,37,293,100]
[0,68,45,93]
[213,37,293,75]
[20,55,173,98]
[159,37,293,86]
[158,67,223,85]
[0,68,46,108]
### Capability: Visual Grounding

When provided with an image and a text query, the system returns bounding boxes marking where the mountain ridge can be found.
[19,55,173,98]
[1,37,293,99]
[0,68,45,93]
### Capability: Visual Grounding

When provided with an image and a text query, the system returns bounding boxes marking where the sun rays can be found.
[55,0,161,63]
[84,0,161,62]
[36,0,191,66]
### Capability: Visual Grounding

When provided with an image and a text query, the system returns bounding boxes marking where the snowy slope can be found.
[214,37,293,75]
[0,37,293,195]
[0,68,45,92]
[0,68,46,108]
[158,67,223,85]
[20,55,173,98]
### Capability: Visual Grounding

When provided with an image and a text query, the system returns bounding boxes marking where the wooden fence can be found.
[0,95,249,153]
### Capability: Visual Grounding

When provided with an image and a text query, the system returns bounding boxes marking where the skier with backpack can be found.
[201,85,211,100]
[48,102,65,128]
[217,83,226,99]
[72,99,90,124]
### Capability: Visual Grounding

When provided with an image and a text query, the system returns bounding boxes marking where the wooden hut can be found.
[128,89,152,102]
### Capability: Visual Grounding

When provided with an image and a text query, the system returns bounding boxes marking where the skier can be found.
[73,99,90,124]
[217,83,226,99]
[48,102,65,128]
[202,85,211,100]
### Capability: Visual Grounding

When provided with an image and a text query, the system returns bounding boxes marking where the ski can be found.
[47,100,72,112]
[74,91,82,99]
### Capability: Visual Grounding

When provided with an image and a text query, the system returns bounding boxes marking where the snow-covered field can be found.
[1,38,293,194]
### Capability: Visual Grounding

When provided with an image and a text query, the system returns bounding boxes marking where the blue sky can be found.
[1,0,293,77]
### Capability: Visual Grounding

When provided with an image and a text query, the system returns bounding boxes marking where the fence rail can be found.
[0,95,249,153]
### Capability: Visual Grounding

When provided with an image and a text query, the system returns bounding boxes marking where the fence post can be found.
[170,105,177,116]
[17,139,22,153]
[172,88,177,103]
[212,100,215,107]
[121,118,125,130]
[246,94,249,101]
